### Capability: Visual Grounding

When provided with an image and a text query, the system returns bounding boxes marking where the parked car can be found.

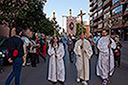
[0,38,9,66]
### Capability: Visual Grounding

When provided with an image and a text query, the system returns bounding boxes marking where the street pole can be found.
[52,12,57,80]
[77,9,86,79]
[53,12,56,37]
[88,13,91,36]
[108,14,112,83]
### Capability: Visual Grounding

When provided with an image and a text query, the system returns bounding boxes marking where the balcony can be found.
[97,5,103,12]
[97,28,103,32]
[120,0,127,4]
[97,13,103,19]
[98,20,103,24]
[90,3,98,12]
[90,10,97,17]
[124,8,128,15]
[112,13,123,19]
[124,21,128,27]
[90,22,98,27]
[93,22,98,26]
[124,11,128,15]
[89,0,93,2]
[112,24,123,29]
[111,2,121,10]
[103,0,111,7]
[103,18,109,23]
[89,1,94,7]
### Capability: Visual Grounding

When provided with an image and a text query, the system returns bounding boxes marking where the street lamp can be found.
[108,14,113,36]
[52,12,56,36]
[88,13,91,35]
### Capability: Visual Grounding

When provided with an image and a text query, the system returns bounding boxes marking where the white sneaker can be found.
[77,78,80,83]
[82,81,88,85]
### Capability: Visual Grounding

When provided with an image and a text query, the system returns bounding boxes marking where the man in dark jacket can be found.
[5,27,24,85]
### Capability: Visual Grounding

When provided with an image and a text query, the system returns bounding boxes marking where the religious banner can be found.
[66,16,77,36]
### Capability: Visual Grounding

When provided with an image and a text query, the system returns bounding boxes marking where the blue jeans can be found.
[5,57,23,85]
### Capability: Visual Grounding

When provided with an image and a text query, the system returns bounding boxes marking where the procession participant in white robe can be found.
[48,37,65,83]
[74,34,93,84]
[96,30,116,84]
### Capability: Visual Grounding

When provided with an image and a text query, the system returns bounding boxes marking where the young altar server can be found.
[48,36,65,83]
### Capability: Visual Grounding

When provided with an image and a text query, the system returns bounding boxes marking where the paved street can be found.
[0,42,128,85]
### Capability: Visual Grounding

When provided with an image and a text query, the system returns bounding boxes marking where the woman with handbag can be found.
[114,37,122,68]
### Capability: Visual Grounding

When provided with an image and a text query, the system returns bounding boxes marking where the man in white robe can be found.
[48,37,65,83]
[97,30,116,84]
[74,35,93,84]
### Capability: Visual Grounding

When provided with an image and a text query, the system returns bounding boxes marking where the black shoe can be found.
[70,61,73,63]
[58,81,64,85]
[52,82,57,85]
[32,65,36,67]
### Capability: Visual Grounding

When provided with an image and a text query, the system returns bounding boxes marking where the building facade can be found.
[89,0,128,41]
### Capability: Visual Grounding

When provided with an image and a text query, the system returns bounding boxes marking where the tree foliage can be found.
[0,0,54,37]
[76,23,86,36]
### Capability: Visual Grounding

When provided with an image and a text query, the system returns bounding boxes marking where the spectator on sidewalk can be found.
[21,39,27,67]
[114,37,122,68]
[5,27,24,85]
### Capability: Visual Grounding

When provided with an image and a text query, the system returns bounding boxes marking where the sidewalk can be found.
[120,41,128,65]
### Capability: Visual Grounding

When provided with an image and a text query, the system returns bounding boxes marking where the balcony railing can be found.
[111,2,121,10]
[90,3,98,12]
[103,0,111,7]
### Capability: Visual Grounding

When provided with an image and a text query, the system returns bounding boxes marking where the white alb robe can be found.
[48,43,65,82]
[97,36,116,79]
[74,39,93,81]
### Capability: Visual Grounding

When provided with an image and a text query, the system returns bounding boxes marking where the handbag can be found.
[116,51,120,56]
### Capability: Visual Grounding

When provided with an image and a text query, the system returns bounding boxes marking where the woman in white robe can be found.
[48,37,65,83]
[74,38,93,84]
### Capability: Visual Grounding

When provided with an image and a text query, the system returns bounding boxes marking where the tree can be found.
[0,0,31,37]
[76,23,86,36]
[0,0,54,37]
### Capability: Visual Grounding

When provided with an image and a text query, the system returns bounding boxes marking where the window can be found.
[126,5,128,11]
[104,6,110,12]
[98,18,103,23]
[104,12,110,19]
[90,16,93,20]
[98,23,103,29]
[90,21,93,25]
[98,9,103,15]
[104,21,109,27]
[112,0,121,5]
[94,13,98,18]
[93,0,97,3]
[104,0,107,4]
[97,1,102,8]
[112,5,123,15]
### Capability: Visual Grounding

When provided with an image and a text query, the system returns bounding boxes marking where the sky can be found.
[44,0,90,31]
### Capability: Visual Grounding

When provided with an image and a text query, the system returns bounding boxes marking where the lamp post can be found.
[52,11,58,80]
[108,14,113,36]
[88,13,91,35]
[107,13,113,83]
[53,12,56,36]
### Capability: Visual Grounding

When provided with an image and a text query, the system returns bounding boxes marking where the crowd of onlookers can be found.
[23,31,122,68]
[0,31,122,71]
